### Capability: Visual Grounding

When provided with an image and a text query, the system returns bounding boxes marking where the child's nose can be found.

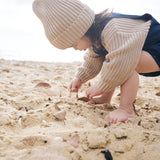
[74,47,78,50]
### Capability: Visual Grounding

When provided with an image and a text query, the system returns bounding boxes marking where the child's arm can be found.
[75,48,105,83]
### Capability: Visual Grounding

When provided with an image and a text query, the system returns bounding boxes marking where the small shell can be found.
[2,69,10,73]
[54,104,61,111]
[54,137,63,142]
[53,110,66,121]
[18,118,22,125]
[42,120,47,123]
[35,82,51,88]
[77,97,90,102]
[156,92,160,96]
[67,134,79,148]
[70,88,77,92]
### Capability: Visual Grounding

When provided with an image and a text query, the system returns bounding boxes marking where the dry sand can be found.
[0,59,160,160]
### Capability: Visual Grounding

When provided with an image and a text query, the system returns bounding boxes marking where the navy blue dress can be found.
[92,13,160,77]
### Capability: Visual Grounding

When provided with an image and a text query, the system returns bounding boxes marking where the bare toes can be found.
[104,115,110,124]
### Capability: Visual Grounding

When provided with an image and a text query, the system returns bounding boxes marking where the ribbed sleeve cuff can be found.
[75,70,92,83]
[75,49,104,83]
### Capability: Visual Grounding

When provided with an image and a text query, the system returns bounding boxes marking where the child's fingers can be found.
[86,90,94,99]
[86,88,91,99]
[70,88,78,92]
[87,99,96,104]
[85,91,89,98]
[68,80,80,92]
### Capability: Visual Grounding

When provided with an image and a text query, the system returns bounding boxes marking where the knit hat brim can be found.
[48,6,95,49]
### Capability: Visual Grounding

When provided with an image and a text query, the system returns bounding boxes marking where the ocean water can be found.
[0,0,160,62]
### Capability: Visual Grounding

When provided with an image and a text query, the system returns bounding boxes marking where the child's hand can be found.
[86,85,103,99]
[69,77,82,92]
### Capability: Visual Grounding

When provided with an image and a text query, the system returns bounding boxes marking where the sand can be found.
[0,58,160,160]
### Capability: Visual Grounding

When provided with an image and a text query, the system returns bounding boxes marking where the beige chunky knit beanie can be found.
[33,0,95,49]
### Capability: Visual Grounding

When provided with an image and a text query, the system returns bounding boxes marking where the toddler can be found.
[33,0,160,123]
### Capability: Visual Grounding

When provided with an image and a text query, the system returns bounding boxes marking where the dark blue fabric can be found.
[92,13,160,77]
[141,16,160,76]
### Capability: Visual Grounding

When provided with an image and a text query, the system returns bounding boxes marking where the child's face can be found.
[72,36,93,51]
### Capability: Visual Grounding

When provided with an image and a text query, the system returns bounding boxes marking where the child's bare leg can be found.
[88,89,115,104]
[136,51,160,73]
[105,50,160,124]
[105,71,138,123]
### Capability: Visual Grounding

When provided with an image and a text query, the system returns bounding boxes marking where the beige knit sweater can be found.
[76,18,151,92]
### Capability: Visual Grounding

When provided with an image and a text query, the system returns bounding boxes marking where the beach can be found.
[0,58,160,160]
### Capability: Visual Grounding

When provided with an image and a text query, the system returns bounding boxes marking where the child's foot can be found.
[104,107,136,124]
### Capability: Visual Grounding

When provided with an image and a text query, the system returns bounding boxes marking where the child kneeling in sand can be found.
[33,0,160,124]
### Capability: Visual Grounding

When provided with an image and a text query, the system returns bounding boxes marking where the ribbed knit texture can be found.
[76,48,105,81]
[76,18,151,92]
[32,0,95,49]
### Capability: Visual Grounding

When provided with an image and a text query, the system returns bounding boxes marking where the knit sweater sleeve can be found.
[98,18,151,92]
[75,48,105,82]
